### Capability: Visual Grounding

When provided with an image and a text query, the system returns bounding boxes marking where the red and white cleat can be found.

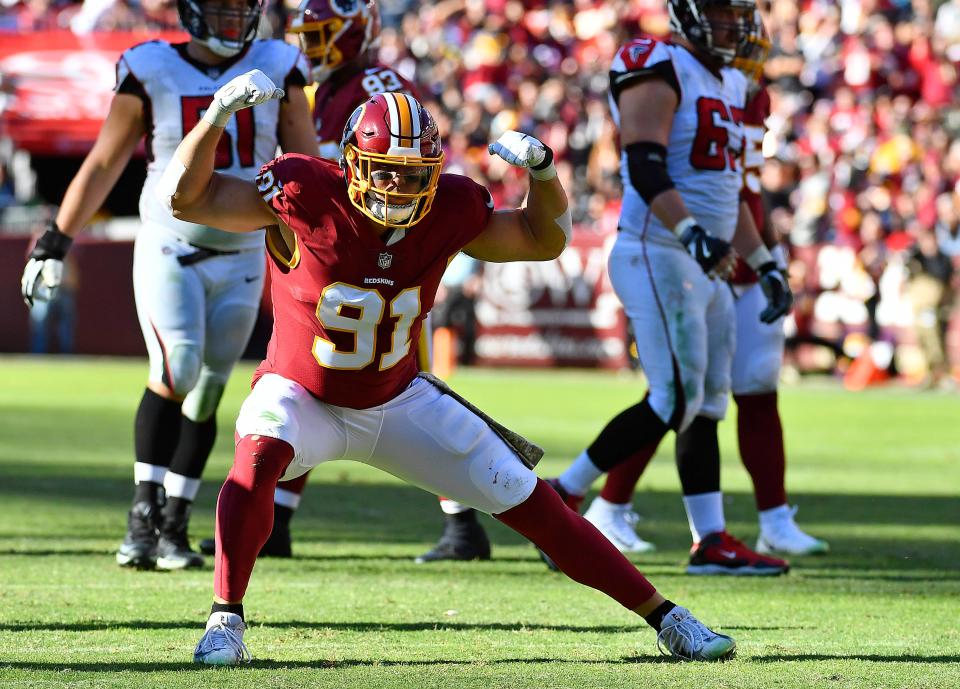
[686,531,789,576]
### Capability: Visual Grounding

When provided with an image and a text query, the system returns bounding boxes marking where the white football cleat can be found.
[657,606,736,661]
[583,497,656,554]
[756,505,829,556]
[193,612,251,666]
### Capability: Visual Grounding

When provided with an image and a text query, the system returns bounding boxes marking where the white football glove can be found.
[203,70,285,127]
[488,131,556,180]
[21,224,72,307]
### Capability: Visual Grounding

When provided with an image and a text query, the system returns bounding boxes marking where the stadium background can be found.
[3,0,960,386]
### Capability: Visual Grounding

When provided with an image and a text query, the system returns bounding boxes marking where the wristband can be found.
[202,101,232,128]
[672,216,698,239]
[746,245,775,272]
[31,223,73,259]
[529,147,556,181]
[770,243,788,270]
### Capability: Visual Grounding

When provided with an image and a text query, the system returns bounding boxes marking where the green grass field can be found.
[0,357,958,688]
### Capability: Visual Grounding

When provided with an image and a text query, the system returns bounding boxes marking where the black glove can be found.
[679,223,732,276]
[21,222,73,307]
[757,261,793,324]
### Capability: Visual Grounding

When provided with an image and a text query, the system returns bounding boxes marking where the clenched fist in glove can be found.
[757,262,794,324]
[675,219,735,279]
[21,222,73,307]
[203,70,285,127]
[488,131,556,180]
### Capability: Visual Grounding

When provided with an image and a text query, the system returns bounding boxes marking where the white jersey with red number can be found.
[118,40,309,251]
[609,36,748,244]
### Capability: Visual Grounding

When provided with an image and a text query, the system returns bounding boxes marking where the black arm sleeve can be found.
[625,141,675,205]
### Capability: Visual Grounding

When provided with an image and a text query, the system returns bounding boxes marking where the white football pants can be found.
[133,225,265,420]
[608,234,734,431]
[731,281,785,395]
[236,373,538,515]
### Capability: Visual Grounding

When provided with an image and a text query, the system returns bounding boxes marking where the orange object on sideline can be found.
[843,349,889,390]
[432,327,456,380]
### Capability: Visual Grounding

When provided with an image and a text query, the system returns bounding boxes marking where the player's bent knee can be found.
[181,369,227,422]
[164,343,202,397]
[234,434,294,478]
[473,451,538,514]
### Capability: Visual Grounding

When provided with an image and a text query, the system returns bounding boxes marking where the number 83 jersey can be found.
[118,39,309,251]
[609,36,748,245]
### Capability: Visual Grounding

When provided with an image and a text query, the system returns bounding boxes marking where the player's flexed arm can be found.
[463,131,571,262]
[161,71,283,232]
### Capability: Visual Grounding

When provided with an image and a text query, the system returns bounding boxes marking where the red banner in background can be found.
[0,30,187,156]
[474,230,627,369]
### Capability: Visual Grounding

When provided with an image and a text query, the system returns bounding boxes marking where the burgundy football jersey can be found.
[314,64,420,159]
[253,153,493,408]
[731,85,771,286]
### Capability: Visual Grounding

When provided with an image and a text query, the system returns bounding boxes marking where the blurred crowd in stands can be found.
[3,0,960,383]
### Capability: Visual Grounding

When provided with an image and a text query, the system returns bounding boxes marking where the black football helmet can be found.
[667,0,758,65]
[178,0,263,58]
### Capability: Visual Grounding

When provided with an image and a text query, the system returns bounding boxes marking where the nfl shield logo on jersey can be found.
[378,252,393,270]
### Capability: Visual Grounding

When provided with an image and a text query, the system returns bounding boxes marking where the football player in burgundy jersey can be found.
[20,0,319,572]
[161,72,738,664]
[586,9,826,558]
[543,0,794,576]
[252,0,491,564]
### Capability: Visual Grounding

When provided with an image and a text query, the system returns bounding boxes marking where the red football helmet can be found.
[288,0,380,84]
[340,92,444,229]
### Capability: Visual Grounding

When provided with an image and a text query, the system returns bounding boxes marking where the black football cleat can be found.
[156,497,204,570]
[415,511,491,563]
[116,501,159,569]
[198,538,215,556]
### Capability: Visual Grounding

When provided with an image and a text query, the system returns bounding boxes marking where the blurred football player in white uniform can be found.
[20,0,319,571]
[544,0,793,575]
[585,11,828,558]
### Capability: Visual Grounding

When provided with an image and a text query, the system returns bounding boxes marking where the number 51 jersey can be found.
[117,39,309,251]
[609,36,748,245]
[254,153,493,409]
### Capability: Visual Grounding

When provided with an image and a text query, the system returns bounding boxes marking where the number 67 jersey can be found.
[609,36,748,245]
[118,39,309,251]
[253,153,493,409]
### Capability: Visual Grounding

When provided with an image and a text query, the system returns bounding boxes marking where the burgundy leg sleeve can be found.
[735,392,788,511]
[495,479,657,610]
[599,442,659,504]
[214,435,294,602]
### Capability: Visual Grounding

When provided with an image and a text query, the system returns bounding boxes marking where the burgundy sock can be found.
[735,392,788,511]
[599,441,659,504]
[276,470,310,496]
[215,435,294,602]
[495,479,657,610]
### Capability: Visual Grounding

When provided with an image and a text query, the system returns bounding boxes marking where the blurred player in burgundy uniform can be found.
[571,8,825,559]
[720,16,828,555]
[162,72,738,664]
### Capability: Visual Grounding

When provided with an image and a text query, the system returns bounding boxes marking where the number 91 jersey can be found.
[118,39,310,251]
[609,36,748,244]
[253,153,494,409]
